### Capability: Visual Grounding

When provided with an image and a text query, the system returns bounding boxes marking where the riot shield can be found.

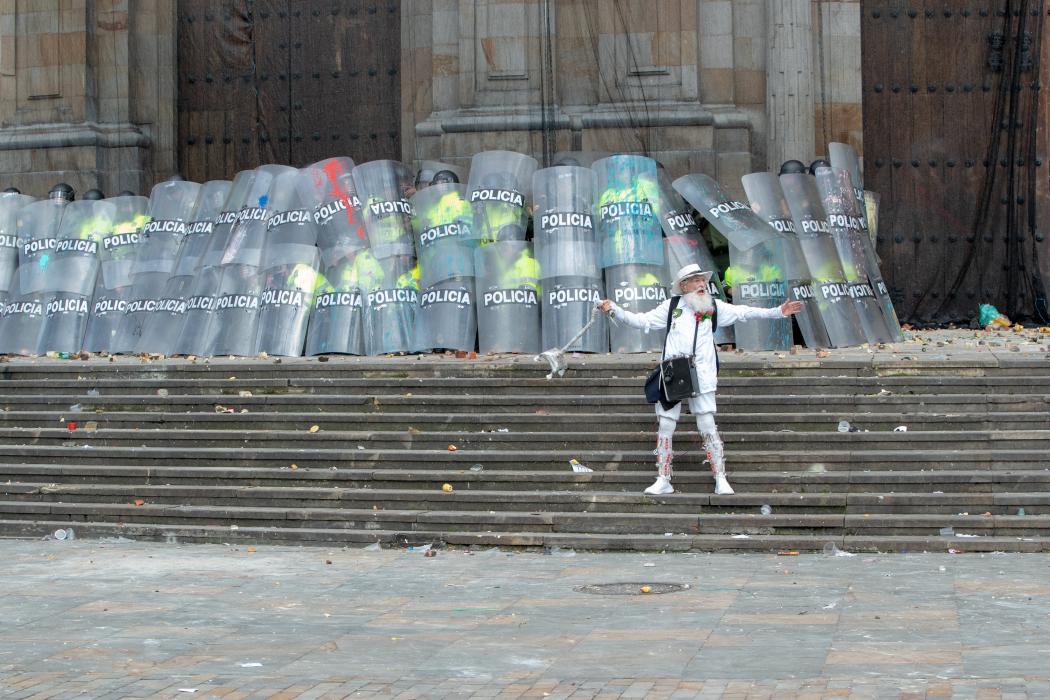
[210,264,263,356]
[673,174,792,351]
[360,252,421,355]
[177,170,261,356]
[652,169,732,345]
[255,179,321,357]
[814,167,897,344]
[16,199,67,295]
[410,183,476,288]
[0,193,35,295]
[742,172,832,349]
[113,181,202,353]
[296,157,367,269]
[605,264,669,353]
[220,164,295,268]
[304,255,366,356]
[474,240,541,354]
[0,295,44,355]
[98,196,150,291]
[416,276,476,352]
[256,254,320,357]
[170,265,223,356]
[415,160,467,189]
[137,180,231,354]
[541,275,608,353]
[779,173,869,348]
[37,200,116,354]
[532,166,601,279]
[593,155,663,268]
[828,144,902,340]
[467,151,538,244]
[352,160,416,259]
[81,281,129,353]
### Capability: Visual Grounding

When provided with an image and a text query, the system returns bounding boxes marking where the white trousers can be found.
[652,392,723,480]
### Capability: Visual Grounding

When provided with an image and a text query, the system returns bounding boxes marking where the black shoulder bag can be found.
[643,297,719,409]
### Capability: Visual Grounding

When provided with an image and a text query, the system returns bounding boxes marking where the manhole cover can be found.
[574,582,690,596]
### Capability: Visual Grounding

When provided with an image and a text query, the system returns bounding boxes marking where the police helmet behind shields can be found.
[352,160,417,259]
[466,151,538,244]
[297,157,368,268]
[416,160,467,189]
[592,154,663,268]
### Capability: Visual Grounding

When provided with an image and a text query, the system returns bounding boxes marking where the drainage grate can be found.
[574,582,690,596]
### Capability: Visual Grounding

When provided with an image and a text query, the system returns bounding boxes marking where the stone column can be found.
[765,0,815,170]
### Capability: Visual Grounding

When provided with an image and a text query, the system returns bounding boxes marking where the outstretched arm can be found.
[597,298,673,332]
[715,299,803,327]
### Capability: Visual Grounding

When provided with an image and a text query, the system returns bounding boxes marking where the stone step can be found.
[3,374,1050,396]
[4,482,1046,516]
[0,505,1046,547]
[0,445,1043,471]
[3,392,1048,413]
[1,410,1043,432]
[13,517,1049,552]
[0,352,1046,379]
[7,427,1050,451]
[2,464,1049,493]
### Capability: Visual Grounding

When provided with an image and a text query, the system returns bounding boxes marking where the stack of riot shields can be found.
[779,172,869,347]
[411,182,477,352]
[255,169,320,357]
[353,160,420,354]
[297,157,367,356]
[742,173,831,349]
[475,239,541,354]
[651,170,732,345]
[814,166,897,344]
[172,169,257,356]
[673,174,792,351]
[0,199,67,354]
[828,143,902,340]
[113,180,202,353]
[467,151,537,244]
[137,180,231,354]
[81,195,150,353]
[593,155,667,352]
[37,200,116,354]
[0,192,36,328]
[532,165,607,353]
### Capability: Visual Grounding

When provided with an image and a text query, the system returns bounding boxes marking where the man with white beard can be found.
[598,264,803,495]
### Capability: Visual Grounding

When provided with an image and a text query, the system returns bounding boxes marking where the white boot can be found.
[645,435,675,495]
[702,430,735,495]
[644,476,674,495]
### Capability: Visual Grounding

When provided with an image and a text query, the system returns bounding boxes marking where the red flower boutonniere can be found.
[695,311,712,323]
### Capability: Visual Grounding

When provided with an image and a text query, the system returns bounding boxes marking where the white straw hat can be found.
[672,263,714,294]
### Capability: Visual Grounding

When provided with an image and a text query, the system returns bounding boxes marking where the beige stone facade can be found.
[0,0,861,197]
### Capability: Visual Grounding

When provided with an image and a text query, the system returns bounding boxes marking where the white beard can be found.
[683,290,714,314]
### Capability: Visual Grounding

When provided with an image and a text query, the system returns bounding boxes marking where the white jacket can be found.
[609,297,785,393]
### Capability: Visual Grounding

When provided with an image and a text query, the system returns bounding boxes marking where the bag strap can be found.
[659,295,681,366]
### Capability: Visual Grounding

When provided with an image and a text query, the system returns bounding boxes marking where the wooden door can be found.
[177,1,402,182]
[862,0,1049,324]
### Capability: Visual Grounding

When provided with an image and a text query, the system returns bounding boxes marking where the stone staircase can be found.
[0,349,1048,552]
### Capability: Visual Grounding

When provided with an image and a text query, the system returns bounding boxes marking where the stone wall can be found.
[0,0,176,197]
[404,0,863,197]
